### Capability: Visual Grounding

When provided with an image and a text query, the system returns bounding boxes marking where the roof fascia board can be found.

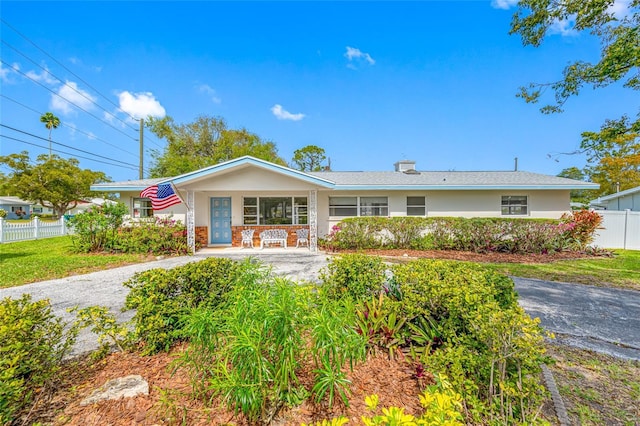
[90,184,149,192]
[598,186,640,201]
[332,184,600,191]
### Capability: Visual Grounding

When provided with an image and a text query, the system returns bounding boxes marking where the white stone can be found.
[80,375,149,406]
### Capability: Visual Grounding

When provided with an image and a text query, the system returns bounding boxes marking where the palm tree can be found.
[40,112,60,158]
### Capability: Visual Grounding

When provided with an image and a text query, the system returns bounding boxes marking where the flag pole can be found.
[169,182,190,210]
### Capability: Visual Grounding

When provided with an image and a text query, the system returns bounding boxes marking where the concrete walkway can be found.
[2,250,639,360]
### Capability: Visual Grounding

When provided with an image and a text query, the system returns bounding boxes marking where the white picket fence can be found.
[592,210,640,250]
[0,217,69,243]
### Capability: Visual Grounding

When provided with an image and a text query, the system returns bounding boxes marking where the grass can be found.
[546,343,640,425]
[0,236,156,288]
[489,249,640,290]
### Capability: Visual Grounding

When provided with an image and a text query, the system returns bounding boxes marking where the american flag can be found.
[140,182,182,210]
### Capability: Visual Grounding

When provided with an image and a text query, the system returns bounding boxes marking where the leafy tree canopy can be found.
[511,0,639,195]
[0,152,108,217]
[146,115,286,177]
[291,145,328,171]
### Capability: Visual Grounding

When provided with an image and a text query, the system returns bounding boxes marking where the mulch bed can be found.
[331,248,593,264]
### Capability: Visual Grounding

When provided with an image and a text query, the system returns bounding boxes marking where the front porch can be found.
[195,225,311,249]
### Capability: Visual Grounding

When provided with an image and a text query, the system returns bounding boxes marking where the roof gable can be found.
[169,156,335,188]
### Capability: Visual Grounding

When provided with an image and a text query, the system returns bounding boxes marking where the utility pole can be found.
[139,118,144,179]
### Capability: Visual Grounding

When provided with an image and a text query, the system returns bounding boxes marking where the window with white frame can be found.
[501,195,528,215]
[406,196,426,216]
[329,196,389,217]
[242,196,307,225]
[133,198,153,218]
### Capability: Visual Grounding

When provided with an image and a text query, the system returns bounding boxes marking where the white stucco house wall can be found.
[590,186,640,211]
[91,156,599,252]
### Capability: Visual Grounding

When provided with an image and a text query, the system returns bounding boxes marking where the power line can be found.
[2,40,139,132]
[0,134,139,171]
[1,18,140,123]
[1,124,139,168]
[0,59,138,142]
[1,94,139,158]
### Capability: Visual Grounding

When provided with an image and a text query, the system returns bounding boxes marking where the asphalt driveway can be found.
[2,250,639,360]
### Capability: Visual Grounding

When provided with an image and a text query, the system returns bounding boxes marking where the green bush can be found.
[179,274,365,424]
[322,216,578,254]
[391,259,547,423]
[67,202,127,252]
[0,209,7,218]
[0,295,77,424]
[123,257,250,354]
[319,253,387,301]
[114,217,189,255]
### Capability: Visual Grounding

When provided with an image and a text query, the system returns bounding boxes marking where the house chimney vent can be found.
[394,160,416,172]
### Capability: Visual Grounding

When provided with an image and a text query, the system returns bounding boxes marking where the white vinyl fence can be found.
[0,217,69,243]
[592,210,640,250]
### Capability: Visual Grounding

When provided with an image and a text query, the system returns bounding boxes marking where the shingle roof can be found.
[307,170,598,190]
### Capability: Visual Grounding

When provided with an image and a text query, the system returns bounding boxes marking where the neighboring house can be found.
[91,156,598,252]
[65,198,115,215]
[0,196,31,219]
[590,186,640,211]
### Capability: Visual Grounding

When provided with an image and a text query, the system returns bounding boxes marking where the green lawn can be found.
[488,250,640,290]
[0,236,155,288]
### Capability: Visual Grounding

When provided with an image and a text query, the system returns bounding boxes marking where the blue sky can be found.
[1,1,636,183]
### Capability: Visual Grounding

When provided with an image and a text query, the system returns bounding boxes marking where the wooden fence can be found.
[0,217,68,243]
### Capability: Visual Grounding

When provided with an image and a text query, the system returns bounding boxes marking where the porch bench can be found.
[259,229,288,249]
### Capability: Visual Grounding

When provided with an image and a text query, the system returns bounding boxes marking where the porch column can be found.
[187,190,196,254]
[309,189,317,252]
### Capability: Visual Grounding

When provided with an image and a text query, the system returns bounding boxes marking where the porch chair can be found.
[295,228,309,248]
[241,229,255,248]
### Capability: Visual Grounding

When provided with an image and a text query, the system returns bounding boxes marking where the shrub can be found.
[321,216,572,254]
[114,217,189,255]
[561,209,603,250]
[0,295,77,424]
[67,202,128,252]
[0,208,7,218]
[319,253,387,301]
[391,259,547,423]
[323,218,386,250]
[179,274,365,424]
[123,257,251,354]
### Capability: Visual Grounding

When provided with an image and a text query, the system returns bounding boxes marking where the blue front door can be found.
[210,197,232,244]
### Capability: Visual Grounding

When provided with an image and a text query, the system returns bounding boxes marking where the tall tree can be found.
[146,115,286,177]
[581,116,640,195]
[0,152,108,217]
[291,145,328,171]
[510,0,639,193]
[40,112,60,157]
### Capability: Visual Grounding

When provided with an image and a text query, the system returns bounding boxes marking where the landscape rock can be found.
[80,375,149,406]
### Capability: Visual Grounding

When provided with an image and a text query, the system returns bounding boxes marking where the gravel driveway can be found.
[2,251,639,360]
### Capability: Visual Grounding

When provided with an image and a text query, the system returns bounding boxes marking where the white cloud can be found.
[608,0,632,19]
[490,0,518,10]
[51,81,97,115]
[344,46,375,69]
[549,17,578,37]
[26,66,57,85]
[0,62,20,83]
[196,84,221,104]
[271,104,305,121]
[117,91,166,120]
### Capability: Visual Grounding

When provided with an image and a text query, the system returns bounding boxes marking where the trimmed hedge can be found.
[321,215,594,254]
